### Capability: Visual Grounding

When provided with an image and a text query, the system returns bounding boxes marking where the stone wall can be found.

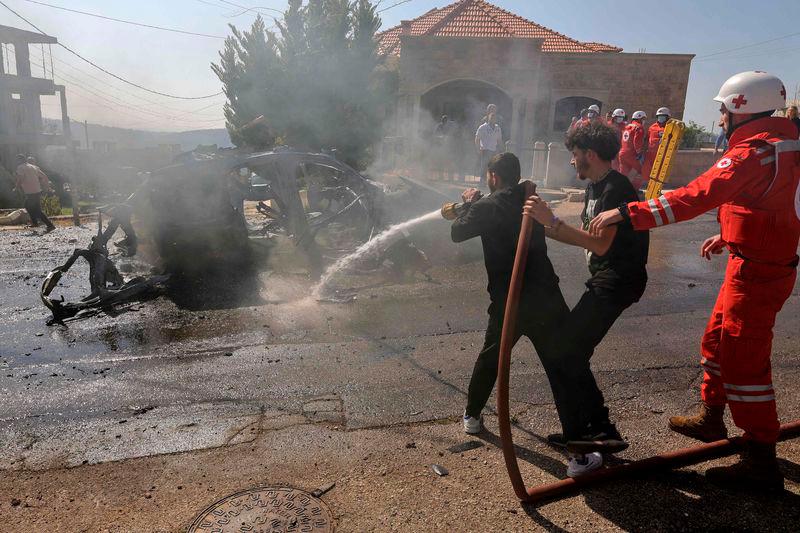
[668,149,717,187]
[533,53,694,142]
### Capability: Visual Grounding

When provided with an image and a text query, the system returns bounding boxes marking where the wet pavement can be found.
[0,201,798,531]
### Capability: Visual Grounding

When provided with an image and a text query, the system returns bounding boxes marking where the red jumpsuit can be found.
[642,122,666,185]
[626,116,800,443]
[619,121,645,185]
[609,119,627,171]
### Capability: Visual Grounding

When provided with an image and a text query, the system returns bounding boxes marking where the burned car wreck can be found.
[41,149,438,323]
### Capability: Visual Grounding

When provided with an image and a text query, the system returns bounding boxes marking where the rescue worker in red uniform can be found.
[609,108,627,171]
[641,107,671,186]
[618,110,646,187]
[589,71,800,490]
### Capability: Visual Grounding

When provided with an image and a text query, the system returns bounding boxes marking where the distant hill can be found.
[44,118,233,151]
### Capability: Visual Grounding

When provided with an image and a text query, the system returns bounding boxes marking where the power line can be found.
[694,43,800,63]
[30,56,224,125]
[21,0,225,39]
[49,53,224,115]
[696,30,800,60]
[378,0,413,13]
[0,0,223,100]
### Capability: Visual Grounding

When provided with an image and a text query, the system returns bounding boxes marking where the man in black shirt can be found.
[524,121,649,465]
[450,153,568,441]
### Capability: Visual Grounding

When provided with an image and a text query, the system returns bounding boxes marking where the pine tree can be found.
[211,1,390,168]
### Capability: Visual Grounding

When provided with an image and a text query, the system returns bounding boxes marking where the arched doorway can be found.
[420,79,513,177]
[421,79,512,137]
[553,96,603,132]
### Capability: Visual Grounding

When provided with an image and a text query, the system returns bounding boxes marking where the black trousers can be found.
[465,284,569,418]
[24,192,55,229]
[465,284,633,441]
[547,287,633,440]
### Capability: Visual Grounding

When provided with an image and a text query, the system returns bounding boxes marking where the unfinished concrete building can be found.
[0,25,72,174]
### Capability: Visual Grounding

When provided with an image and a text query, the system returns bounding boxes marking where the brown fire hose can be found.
[495,182,800,503]
[496,180,536,500]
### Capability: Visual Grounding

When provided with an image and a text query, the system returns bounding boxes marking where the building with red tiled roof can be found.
[379,0,694,178]
[376,0,619,57]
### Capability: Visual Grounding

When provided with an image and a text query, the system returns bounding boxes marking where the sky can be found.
[1,0,798,133]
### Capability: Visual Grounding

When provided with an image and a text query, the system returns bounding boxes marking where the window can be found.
[2,43,17,75]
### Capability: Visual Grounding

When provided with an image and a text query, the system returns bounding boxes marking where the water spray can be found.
[312,209,443,299]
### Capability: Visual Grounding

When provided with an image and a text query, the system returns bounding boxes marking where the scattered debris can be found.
[432,464,449,477]
[311,481,336,498]
[405,442,417,449]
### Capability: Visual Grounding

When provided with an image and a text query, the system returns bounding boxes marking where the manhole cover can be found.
[188,486,334,533]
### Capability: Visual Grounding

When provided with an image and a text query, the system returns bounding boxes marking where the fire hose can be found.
[491,181,800,503]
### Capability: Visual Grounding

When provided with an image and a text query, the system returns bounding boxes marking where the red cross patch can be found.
[717,158,733,169]
[731,94,748,109]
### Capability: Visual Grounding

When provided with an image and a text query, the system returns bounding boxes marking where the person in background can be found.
[569,108,590,132]
[14,154,55,233]
[619,111,647,188]
[586,104,601,122]
[474,112,502,183]
[714,118,728,156]
[642,107,672,184]
[786,105,800,132]
[434,115,451,180]
[608,108,627,171]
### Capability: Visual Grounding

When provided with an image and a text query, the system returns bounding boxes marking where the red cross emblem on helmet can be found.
[731,94,748,109]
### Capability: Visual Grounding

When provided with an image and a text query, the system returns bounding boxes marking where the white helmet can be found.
[713,71,786,114]
[612,108,625,118]
[588,104,601,114]
[632,110,647,120]
[656,107,671,117]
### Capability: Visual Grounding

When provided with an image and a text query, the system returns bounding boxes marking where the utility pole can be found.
[59,86,81,226]
[83,120,89,150]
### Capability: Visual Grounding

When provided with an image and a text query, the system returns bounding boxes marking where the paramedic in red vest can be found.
[618,111,646,188]
[589,71,800,490]
[609,108,627,171]
[641,107,671,186]
[585,104,601,124]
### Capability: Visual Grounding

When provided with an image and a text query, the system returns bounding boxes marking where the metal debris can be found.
[432,464,449,477]
[310,481,336,498]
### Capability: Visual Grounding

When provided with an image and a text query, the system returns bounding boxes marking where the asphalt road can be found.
[0,199,798,531]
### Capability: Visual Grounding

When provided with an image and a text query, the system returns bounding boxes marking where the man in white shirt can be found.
[14,154,56,232]
[475,112,503,182]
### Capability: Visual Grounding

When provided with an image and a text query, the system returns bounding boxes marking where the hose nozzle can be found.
[441,202,465,221]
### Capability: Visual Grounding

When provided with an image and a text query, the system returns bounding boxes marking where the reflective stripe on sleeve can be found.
[647,198,663,226]
[704,368,722,377]
[700,357,720,369]
[658,195,675,224]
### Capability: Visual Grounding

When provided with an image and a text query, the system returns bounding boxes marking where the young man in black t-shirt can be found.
[524,121,649,475]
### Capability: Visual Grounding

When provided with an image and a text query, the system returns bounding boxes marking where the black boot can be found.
[706,440,784,491]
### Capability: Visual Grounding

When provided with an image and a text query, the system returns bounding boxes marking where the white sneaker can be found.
[566,452,603,478]
[463,412,482,434]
